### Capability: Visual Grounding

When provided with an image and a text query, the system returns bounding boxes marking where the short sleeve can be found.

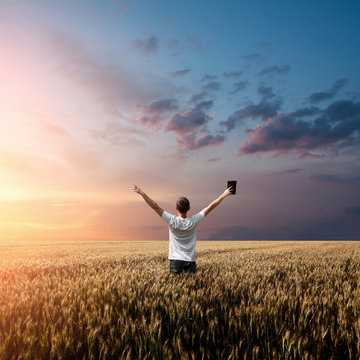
[162,211,173,226]
[191,211,205,225]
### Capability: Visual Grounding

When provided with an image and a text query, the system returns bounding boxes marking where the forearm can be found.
[206,194,226,213]
[202,187,233,216]
[130,184,164,217]
[140,191,159,210]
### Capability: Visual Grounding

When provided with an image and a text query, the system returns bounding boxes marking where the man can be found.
[130,184,233,275]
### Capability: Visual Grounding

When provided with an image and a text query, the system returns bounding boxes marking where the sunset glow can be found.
[1,0,359,242]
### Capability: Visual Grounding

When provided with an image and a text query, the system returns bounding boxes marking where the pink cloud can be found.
[47,32,173,116]
[164,108,225,150]
[133,99,179,131]
[238,99,360,157]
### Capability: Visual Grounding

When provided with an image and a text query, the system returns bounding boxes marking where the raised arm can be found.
[130,184,164,217]
[202,187,233,216]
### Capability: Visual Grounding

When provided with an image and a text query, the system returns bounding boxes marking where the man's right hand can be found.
[202,186,234,216]
[222,186,234,198]
[130,184,144,195]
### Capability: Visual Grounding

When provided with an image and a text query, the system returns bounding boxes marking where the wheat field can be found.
[0,240,359,359]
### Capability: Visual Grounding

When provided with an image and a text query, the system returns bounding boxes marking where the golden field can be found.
[0,240,359,359]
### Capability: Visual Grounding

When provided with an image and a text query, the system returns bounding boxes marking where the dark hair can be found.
[176,197,190,214]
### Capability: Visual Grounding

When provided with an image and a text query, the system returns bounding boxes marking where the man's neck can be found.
[177,212,187,218]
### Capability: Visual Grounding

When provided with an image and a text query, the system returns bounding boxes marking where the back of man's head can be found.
[176,197,190,214]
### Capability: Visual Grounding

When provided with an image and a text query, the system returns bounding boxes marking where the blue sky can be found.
[0,0,359,241]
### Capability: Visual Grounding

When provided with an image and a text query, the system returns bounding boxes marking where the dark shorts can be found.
[170,260,196,275]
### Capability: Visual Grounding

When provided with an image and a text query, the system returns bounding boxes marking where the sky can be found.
[0,0,360,242]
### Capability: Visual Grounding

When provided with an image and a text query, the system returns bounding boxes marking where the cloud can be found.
[308,78,348,104]
[133,98,179,130]
[168,68,191,78]
[142,99,179,113]
[201,74,218,82]
[108,0,132,15]
[86,121,146,147]
[41,121,70,137]
[223,71,243,78]
[237,99,360,157]
[208,216,360,240]
[344,205,360,216]
[205,157,221,163]
[187,35,203,51]
[189,91,207,103]
[231,81,249,94]
[202,81,221,92]
[266,168,304,176]
[221,88,282,131]
[194,100,213,111]
[254,41,272,50]
[309,174,360,185]
[291,106,320,117]
[48,32,172,115]
[257,85,276,100]
[177,133,225,150]
[168,39,180,49]
[132,35,159,55]
[134,97,222,151]
[165,106,224,150]
[290,217,360,240]
[241,53,262,62]
[165,108,211,133]
[258,65,290,77]
[162,16,173,25]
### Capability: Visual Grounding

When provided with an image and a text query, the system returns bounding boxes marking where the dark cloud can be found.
[231,81,249,94]
[237,99,360,157]
[134,98,178,129]
[208,216,360,240]
[168,68,191,78]
[165,108,211,134]
[165,106,224,150]
[324,99,359,121]
[202,81,221,92]
[308,78,348,104]
[291,217,360,240]
[266,168,304,176]
[309,174,360,185]
[132,35,159,55]
[208,225,289,240]
[241,53,262,62]
[223,71,243,78]
[221,93,282,131]
[201,74,218,82]
[187,35,203,51]
[258,65,290,77]
[194,100,214,111]
[137,99,178,113]
[178,134,225,150]
[291,106,320,117]
[344,205,360,216]
[254,41,272,50]
[257,86,276,100]
[167,39,180,49]
[134,96,222,151]
[189,91,207,103]
[162,16,173,25]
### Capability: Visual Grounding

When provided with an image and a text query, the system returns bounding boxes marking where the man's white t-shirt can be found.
[162,210,205,262]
